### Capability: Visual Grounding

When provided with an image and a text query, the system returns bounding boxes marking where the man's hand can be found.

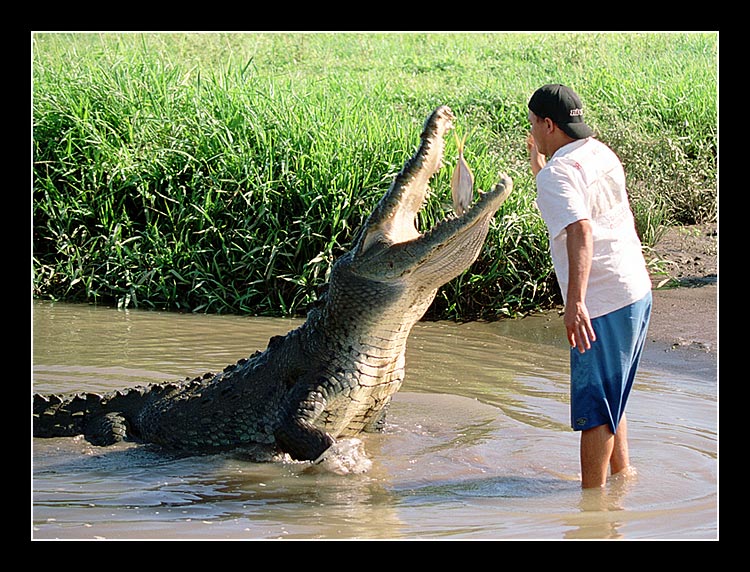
[564,301,596,353]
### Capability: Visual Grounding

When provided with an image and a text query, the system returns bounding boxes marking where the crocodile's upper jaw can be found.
[352,105,512,287]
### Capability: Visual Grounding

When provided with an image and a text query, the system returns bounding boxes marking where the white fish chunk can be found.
[451,132,474,216]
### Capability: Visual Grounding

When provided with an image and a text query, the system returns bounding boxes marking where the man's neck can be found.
[547,133,577,156]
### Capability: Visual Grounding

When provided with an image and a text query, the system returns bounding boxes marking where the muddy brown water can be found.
[31,300,717,540]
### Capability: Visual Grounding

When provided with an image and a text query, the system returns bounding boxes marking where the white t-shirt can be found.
[535,138,651,318]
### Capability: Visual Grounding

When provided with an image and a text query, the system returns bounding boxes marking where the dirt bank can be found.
[642,223,717,380]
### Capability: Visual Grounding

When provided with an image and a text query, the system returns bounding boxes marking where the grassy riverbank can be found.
[32,32,717,319]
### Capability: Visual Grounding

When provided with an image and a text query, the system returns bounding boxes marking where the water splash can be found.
[308,438,373,475]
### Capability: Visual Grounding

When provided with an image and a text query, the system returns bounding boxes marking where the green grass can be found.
[32,32,717,319]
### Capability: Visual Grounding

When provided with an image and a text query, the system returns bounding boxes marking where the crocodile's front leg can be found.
[274,417,334,461]
[273,380,335,461]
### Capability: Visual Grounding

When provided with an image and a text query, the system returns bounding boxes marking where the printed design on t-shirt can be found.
[589,171,632,230]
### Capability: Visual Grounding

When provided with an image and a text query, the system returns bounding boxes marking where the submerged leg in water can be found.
[579,415,633,488]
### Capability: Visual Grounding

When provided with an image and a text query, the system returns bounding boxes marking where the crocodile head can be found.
[350,105,512,290]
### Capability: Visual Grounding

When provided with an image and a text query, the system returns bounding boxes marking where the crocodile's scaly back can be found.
[33,105,512,462]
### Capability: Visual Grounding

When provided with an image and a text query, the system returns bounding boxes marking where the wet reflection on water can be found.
[31,301,717,539]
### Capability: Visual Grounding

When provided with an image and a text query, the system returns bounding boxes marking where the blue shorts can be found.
[570,292,652,433]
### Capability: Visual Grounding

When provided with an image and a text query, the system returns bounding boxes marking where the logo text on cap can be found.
[569,108,584,117]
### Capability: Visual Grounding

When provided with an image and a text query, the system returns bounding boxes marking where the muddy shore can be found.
[643,282,717,381]
[637,223,717,381]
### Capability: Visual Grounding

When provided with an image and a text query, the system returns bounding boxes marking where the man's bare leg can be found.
[609,414,630,476]
[580,424,614,488]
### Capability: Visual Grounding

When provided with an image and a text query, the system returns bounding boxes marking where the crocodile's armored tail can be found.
[33,376,212,446]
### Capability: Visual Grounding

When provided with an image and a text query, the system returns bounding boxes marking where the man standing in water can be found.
[526,84,652,488]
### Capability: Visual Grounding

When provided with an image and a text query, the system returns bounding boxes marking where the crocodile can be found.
[33,105,513,463]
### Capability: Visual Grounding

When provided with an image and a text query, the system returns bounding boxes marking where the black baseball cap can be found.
[528,84,594,139]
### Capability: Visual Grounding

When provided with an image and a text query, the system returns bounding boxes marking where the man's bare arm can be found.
[564,219,596,353]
